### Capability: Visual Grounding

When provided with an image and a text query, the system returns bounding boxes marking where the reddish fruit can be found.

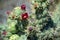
[29,27,33,31]
[21,4,26,10]
[2,31,7,35]
[22,13,28,20]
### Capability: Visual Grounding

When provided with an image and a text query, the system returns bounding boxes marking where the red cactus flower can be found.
[21,4,26,10]
[22,12,28,20]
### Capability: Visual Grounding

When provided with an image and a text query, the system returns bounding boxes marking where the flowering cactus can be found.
[3,0,60,40]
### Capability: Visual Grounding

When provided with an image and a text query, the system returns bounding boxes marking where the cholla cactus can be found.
[6,0,58,40]
[0,25,8,40]
[9,34,20,40]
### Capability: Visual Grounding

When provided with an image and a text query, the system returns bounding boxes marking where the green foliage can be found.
[52,3,60,27]
[15,18,29,35]
[5,0,59,40]
[27,30,38,40]
[19,35,27,40]
[7,21,17,33]
[9,34,20,40]
[13,7,22,16]
[35,6,43,20]
[35,0,55,32]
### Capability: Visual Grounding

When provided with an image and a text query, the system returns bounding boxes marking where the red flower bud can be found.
[6,10,10,15]
[21,4,26,10]
[2,31,7,35]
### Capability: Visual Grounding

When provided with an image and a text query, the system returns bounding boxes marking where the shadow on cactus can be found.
[15,19,29,36]
[35,2,56,32]
[35,6,43,20]
[27,29,38,40]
